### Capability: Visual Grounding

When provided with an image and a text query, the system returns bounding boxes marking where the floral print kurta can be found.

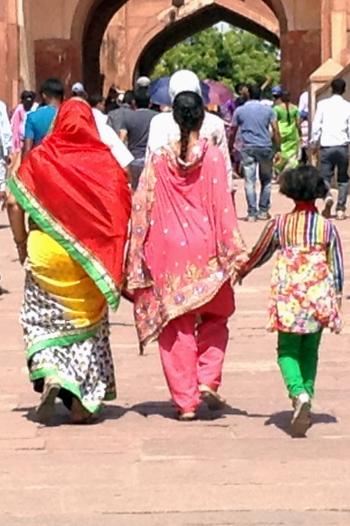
[239,204,343,334]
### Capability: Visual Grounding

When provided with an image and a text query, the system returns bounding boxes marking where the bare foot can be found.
[36,378,60,424]
[71,398,94,425]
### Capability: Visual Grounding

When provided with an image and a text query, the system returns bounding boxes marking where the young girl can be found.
[127,91,247,421]
[237,166,343,436]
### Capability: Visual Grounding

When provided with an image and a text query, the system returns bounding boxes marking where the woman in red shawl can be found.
[127,92,247,421]
[6,98,131,424]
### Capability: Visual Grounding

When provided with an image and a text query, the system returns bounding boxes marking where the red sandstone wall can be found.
[0,0,20,107]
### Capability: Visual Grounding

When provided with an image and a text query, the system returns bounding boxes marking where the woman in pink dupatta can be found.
[127,92,247,420]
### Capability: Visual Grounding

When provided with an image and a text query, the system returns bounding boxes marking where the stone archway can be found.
[75,0,285,94]
[26,0,323,104]
[134,2,280,83]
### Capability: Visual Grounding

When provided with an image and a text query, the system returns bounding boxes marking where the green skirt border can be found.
[30,367,116,414]
[26,329,100,361]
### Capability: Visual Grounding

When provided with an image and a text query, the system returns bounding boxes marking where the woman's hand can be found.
[6,192,28,265]
[0,191,6,211]
[274,152,282,166]
[15,239,28,265]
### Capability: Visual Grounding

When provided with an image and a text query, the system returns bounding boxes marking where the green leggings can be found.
[277,331,322,399]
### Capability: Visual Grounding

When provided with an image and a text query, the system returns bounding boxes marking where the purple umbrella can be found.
[150,76,210,107]
[204,80,234,106]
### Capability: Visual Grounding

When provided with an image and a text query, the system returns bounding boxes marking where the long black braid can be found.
[173,91,205,162]
[179,128,191,162]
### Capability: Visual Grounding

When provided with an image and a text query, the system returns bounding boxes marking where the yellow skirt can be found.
[27,230,107,329]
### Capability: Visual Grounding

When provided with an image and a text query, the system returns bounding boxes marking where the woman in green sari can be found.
[272,87,301,175]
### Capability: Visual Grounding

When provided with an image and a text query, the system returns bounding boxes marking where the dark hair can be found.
[21,90,36,102]
[235,83,243,95]
[282,90,292,125]
[107,86,118,98]
[40,78,64,101]
[88,93,104,108]
[248,84,261,100]
[123,90,134,105]
[331,78,346,95]
[280,165,328,202]
[105,86,119,112]
[173,91,205,161]
[134,87,150,109]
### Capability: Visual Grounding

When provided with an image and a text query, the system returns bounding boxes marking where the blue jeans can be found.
[241,147,274,217]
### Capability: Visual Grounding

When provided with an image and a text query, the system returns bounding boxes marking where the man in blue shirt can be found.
[24,78,64,157]
[232,85,281,221]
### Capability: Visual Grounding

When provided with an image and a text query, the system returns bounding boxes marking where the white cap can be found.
[169,70,202,102]
[136,76,151,88]
[72,82,86,94]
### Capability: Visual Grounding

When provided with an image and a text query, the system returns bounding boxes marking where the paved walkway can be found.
[1,184,350,525]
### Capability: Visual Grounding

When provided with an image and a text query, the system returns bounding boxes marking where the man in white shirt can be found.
[147,70,233,190]
[0,100,12,206]
[298,90,309,116]
[88,94,134,171]
[311,78,350,220]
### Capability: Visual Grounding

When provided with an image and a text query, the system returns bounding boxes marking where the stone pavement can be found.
[1,183,350,526]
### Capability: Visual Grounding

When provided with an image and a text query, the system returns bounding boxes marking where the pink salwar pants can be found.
[158,282,235,413]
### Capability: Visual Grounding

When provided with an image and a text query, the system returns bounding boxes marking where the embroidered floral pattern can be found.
[268,247,341,333]
[126,140,247,344]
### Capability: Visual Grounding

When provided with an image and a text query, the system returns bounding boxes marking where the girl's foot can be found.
[199,385,226,411]
[336,210,347,221]
[291,393,311,437]
[36,378,60,424]
[322,195,334,218]
[71,398,94,425]
[178,411,196,422]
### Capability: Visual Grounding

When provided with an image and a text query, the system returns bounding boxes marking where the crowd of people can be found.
[0,69,346,437]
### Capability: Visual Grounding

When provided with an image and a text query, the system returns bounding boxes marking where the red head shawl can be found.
[10,99,131,309]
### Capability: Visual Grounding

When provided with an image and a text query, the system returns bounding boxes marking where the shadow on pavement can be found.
[13,403,71,427]
[264,410,337,437]
[14,403,126,427]
[109,321,135,327]
[126,401,248,421]
[18,402,337,432]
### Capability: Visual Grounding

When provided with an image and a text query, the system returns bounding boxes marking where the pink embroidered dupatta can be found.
[126,140,247,344]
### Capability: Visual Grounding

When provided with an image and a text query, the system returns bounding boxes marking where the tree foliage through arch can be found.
[152,26,280,90]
